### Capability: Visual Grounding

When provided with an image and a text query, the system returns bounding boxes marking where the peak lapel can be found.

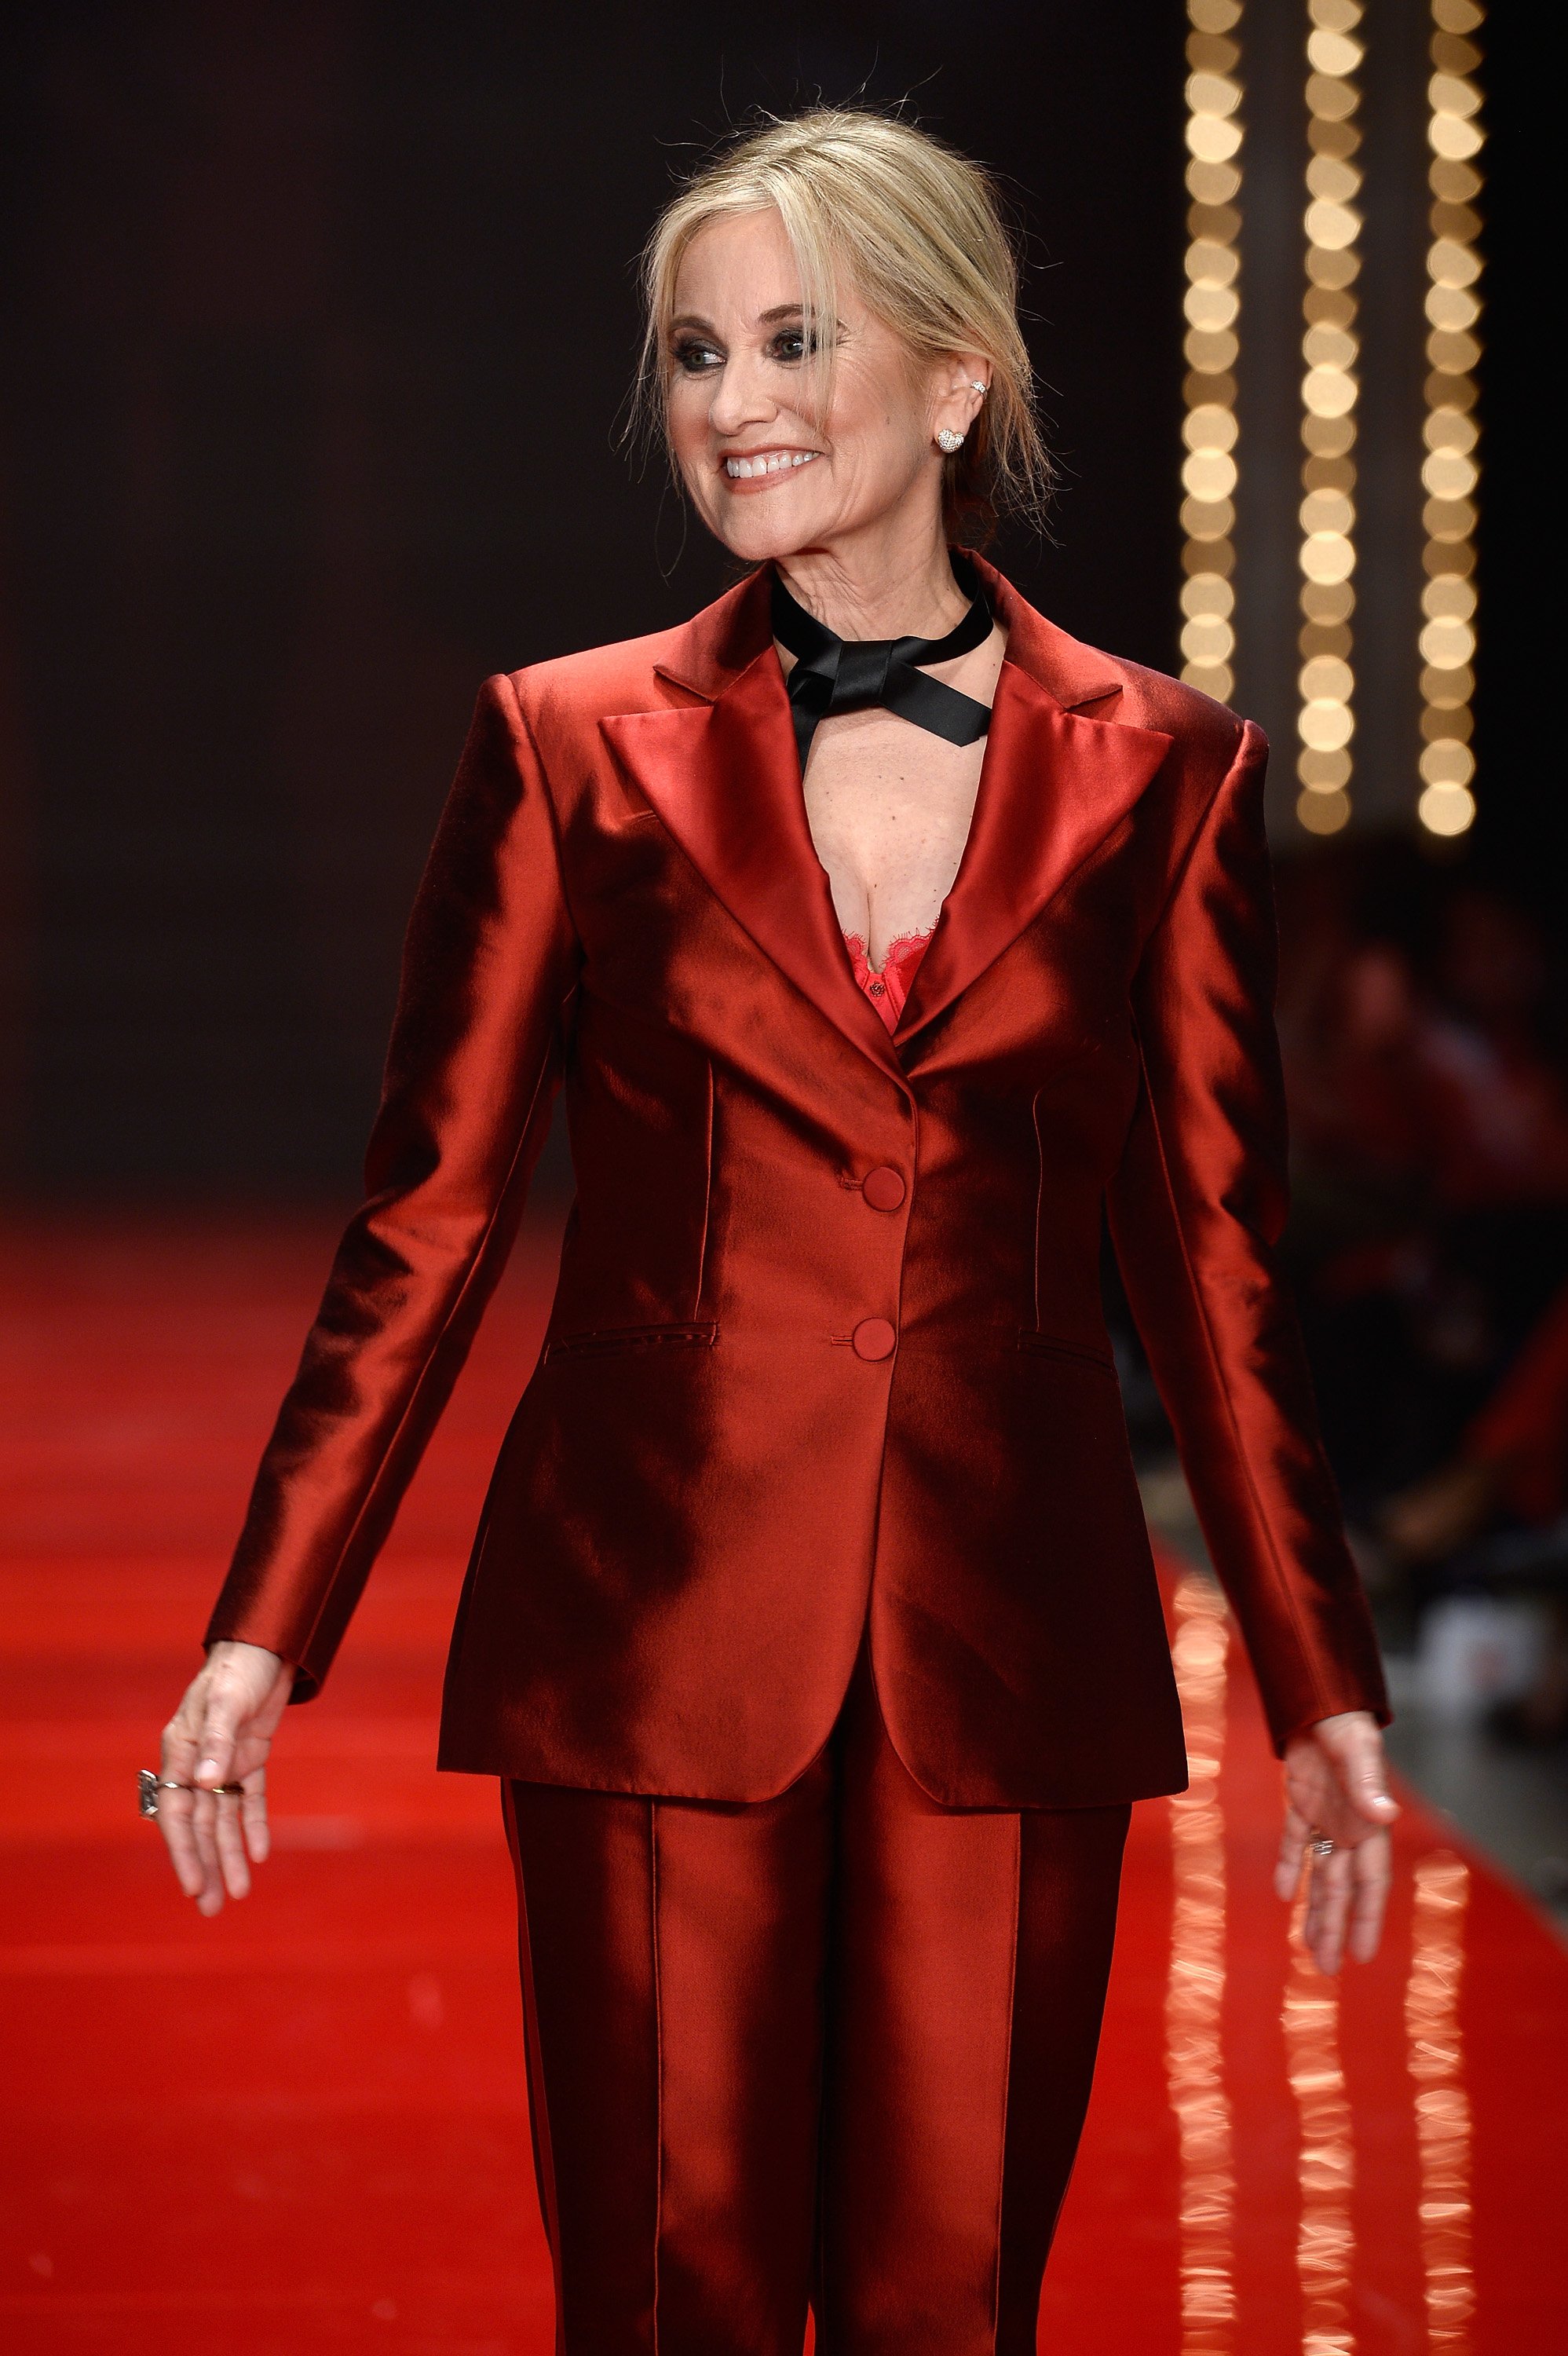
[897,658,1173,1043]
[601,650,908,1087]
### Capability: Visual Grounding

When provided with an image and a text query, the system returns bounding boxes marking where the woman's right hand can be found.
[156,1640,295,1915]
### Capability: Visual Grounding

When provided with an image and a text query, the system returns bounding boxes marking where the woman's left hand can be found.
[1275,1710,1399,1974]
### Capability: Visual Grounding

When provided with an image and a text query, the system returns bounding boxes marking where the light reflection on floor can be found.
[1167,1571,1236,2353]
[1406,1851,1473,2350]
[1283,1890,1356,2356]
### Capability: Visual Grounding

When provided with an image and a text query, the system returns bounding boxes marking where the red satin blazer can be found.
[206,554,1389,1807]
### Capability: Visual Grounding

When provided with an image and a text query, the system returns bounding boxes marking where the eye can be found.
[768,325,824,365]
[671,336,723,375]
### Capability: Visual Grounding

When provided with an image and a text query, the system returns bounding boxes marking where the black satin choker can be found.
[770,557,994,768]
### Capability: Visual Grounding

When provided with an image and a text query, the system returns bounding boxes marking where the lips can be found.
[723,450,821,480]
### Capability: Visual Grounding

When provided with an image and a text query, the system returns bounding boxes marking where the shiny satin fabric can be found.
[504,1652,1130,2356]
[205,552,1391,1804]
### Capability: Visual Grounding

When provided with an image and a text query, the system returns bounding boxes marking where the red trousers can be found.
[503,1656,1129,2354]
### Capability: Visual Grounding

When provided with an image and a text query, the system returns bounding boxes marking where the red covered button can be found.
[852,1317,897,1362]
[861,1165,906,1212]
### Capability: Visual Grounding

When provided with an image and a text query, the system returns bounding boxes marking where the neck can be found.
[773,507,969,642]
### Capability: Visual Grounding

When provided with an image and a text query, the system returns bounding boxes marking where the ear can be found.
[930,352,992,444]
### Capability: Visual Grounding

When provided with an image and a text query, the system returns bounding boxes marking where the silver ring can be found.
[968,379,989,397]
[1309,1835,1336,1858]
[138,1768,189,1820]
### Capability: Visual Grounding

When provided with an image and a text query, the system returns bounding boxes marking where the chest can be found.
[801,712,986,965]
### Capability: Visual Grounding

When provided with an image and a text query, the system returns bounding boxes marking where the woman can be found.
[149,109,1396,2354]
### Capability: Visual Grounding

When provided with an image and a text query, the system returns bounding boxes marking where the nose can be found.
[707,348,777,439]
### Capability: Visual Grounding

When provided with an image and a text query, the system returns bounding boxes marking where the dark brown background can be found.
[0,1,1541,1197]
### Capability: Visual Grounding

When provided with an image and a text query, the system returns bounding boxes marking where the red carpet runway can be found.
[2,1213,1565,2352]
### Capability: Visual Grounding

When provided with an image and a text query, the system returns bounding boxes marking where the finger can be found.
[188,1788,225,1915]
[1338,1732,1401,1830]
[212,1791,253,1901]
[155,1787,206,1901]
[239,1777,270,1864]
[1274,1804,1310,1901]
[1306,1846,1354,1975]
[192,1691,243,1791]
[160,1707,202,1783]
[1347,1830,1393,1964]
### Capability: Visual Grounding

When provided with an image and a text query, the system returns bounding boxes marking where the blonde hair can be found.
[634,108,1052,541]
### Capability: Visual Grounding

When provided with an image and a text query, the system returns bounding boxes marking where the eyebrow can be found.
[667,302,806,335]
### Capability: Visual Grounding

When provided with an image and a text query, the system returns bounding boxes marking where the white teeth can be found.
[725,451,818,479]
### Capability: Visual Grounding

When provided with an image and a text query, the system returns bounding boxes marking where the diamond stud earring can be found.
[936,427,965,454]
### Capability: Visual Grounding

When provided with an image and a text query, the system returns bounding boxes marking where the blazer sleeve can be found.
[1106,716,1391,1752]
[203,673,580,1697]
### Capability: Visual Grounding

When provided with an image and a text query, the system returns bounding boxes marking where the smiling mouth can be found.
[723,450,821,480]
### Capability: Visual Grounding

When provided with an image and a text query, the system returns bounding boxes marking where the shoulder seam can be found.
[1144,713,1263,945]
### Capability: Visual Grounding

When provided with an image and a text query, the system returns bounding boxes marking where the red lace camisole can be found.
[842,929,933,1034]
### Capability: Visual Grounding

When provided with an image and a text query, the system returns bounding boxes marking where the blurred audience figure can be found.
[1272,845,1568,1743]
[1383,1283,1568,1744]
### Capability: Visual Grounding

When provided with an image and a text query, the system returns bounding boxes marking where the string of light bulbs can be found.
[1416,0,1485,839]
[1179,0,1245,710]
[1293,0,1365,840]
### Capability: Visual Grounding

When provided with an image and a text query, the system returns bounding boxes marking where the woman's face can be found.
[664,207,967,569]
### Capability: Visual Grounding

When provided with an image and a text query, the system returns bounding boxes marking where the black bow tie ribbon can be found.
[770,556,995,770]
